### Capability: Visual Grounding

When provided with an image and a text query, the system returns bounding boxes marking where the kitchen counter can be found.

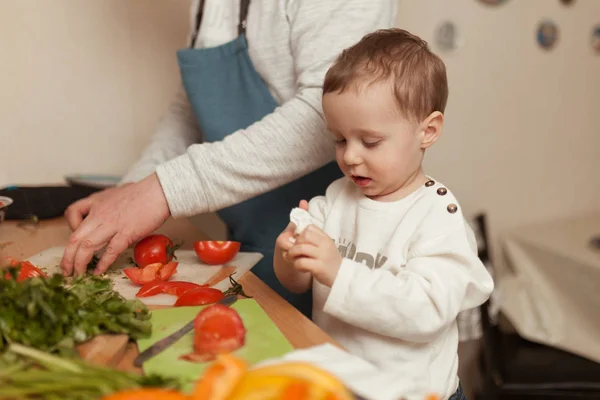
[0,216,336,372]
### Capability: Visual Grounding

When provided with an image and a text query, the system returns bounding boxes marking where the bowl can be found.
[0,196,13,224]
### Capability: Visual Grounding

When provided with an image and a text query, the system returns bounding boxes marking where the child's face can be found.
[323,81,436,201]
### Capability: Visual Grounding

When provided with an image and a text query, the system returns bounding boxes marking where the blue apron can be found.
[176,0,341,317]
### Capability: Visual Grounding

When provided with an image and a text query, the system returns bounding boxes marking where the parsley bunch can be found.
[0,268,151,353]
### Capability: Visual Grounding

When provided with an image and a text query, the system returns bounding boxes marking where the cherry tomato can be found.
[133,235,179,268]
[3,258,46,281]
[158,261,178,280]
[136,280,203,298]
[193,241,241,265]
[174,287,224,307]
[124,261,178,285]
[193,304,246,355]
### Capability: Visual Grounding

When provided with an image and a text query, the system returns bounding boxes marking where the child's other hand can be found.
[276,199,310,262]
[288,225,341,287]
[275,223,296,262]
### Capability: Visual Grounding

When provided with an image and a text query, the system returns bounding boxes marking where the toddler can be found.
[274,29,494,400]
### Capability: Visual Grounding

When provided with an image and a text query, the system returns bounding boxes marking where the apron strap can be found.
[238,0,250,36]
[190,0,205,49]
[190,0,250,48]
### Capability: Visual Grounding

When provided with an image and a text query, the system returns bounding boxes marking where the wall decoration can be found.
[592,25,600,54]
[477,0,508,5]
[537,20,559,50]
[434,21,462,52]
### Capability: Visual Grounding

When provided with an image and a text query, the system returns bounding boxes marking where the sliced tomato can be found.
[174,287,224,307]
[136,279,166,297]
[3,258,46,281]
[124,261,179,286]
[136,280,203,298]
[158,261,178,280]
[123,262,162,285]
[179,352,218,363]
[133,234,179,268]
[193,241,241,265]
[194,304,245,356]
[162,281,204,297]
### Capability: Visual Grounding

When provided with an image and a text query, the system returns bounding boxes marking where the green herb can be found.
[0,343,182,399]
[223,274,252,298]
[167,241,183,261]
[0,267,151,354]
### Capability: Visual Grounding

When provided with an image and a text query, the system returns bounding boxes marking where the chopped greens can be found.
[0,267,151,354]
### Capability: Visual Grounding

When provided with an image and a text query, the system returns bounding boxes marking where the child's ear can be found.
[419,111,444,149]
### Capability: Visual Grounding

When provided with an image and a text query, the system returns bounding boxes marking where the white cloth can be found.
[498,212,600,363]
[290,207,318,235]
[121,0,398,218]
[305,177,494,399]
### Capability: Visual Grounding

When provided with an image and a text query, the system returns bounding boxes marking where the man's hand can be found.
[287,224,341,288]
[61,173,170,276]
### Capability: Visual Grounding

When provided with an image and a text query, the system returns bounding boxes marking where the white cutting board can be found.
[26,246,263,306]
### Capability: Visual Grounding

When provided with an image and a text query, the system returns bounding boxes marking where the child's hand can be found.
[287,225,341,288]
[275,223,296,262]
[276,200,310,262]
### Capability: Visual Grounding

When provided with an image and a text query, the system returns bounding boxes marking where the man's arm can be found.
[157,0,398,217]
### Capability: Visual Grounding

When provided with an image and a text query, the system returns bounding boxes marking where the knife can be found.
[133,294,238,367]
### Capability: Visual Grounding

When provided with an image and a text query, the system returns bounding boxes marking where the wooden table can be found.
[0,217,335,372]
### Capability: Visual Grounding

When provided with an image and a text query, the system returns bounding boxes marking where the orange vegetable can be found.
[193,354,247,400]
[280,381,310,400]
[226,362,354,400]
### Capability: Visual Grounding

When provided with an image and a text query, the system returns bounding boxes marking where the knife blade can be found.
[133,294,238,367]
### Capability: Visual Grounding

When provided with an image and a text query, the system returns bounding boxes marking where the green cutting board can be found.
[137,299,294,391]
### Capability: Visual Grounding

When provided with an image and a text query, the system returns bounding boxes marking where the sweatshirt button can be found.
[437,187,448,196]
[425,180,435,187]
[447,203,458,213]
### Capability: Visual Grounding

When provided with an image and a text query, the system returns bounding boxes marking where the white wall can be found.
[397,0,600,248]
[1,0,599,247]
[0,0,190,185]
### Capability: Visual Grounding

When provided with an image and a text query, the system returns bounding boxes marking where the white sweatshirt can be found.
[307,177,495,399]
[121,0,398,217]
